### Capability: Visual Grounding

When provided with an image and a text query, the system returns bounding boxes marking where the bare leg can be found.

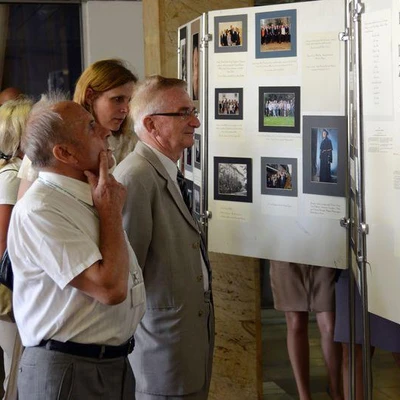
[285,311,311,400]
[316,312,343,400]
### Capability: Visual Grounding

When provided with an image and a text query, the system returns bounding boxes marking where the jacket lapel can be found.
[135,142,199,232]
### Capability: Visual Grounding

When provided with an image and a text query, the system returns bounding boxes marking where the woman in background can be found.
[17,58,138,195]
[0,97,33,398]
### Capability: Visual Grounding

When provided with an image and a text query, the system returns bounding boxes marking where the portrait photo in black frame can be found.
[260,157,298,197]
[258,86,300,133]
[302,115,347,197]
[179,26,187,82]
[214,156,252,203]
[215,88,243,120]
[194,133,201,169]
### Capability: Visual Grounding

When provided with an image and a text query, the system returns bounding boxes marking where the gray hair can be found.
[130,75,187,137]
[21,91,71,168]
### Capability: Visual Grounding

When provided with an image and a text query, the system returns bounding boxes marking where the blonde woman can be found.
[0,97,33,398]
[17,59,138,196]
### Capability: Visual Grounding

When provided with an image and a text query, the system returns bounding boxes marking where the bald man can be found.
[7,95,146,399]
[0,88,22,106]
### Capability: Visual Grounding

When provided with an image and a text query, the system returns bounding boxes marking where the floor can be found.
[262,309,400,400]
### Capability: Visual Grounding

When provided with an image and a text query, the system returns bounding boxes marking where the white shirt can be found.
[146,144,210,292]
[0,159,22,205]
[8,171,145,347]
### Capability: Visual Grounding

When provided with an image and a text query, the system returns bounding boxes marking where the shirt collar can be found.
[38,171,93,206]
[143,143,179,183]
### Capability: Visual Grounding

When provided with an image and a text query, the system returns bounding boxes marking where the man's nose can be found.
[99,124,111,138]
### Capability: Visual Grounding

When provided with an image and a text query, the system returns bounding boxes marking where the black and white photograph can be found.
[185,145,193,171]
[255,9,297,59]
[185,178,194,213]
[215,88,243,120]
[191,18,200,103]
[303,115,347,197]
[259,86,300,133]
[193,183,201,215]
[194,133,201,169]
[214,14,248,53]
[214,157,252,203]
[179,27,187,82]
[261,157,298,197]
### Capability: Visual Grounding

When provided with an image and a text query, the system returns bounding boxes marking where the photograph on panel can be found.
[185,178,194,213]
[214,14,248,53]
[215,88,243,120]
[194,133,201,169]
[255,9,297,58]
[185,145,193,172]
[193,183,201,215]
[260,157,298,197]
[179,27,187,82]
[303,115,347,197]
[192,32,199,101]
[214,157,252,203]
[258,86,300,133]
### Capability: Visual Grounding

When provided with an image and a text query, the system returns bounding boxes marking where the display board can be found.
[361,0,400,324]
[205,0,347,268]
[178,17,206,224]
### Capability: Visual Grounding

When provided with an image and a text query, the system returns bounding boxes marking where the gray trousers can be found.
[135,300,215,400]
[18,346,135,400]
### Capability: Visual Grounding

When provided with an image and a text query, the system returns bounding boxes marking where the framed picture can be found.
[215,88,243,120]
[214,157,252,203]
[193,183,201,216]
[191,18,200,104]
[185,145,193,172]
[194,133,201,169]
[185,178,194,213]
[179,26,187,82]
[214,14,248,53]
[261,157,298,197]
[258,86,300,133]
[255,9,297,59]
[303,115,347,197]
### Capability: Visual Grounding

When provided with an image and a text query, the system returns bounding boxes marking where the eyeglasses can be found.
[150,108,199,120]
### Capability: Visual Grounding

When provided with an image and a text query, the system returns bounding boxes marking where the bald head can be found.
[0,87,23,106]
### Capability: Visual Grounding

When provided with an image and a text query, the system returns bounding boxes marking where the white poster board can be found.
[362,0,400,324]
[207,0,347,268]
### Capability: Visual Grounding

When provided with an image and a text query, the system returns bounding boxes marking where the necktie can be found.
[176,169,211,276]
[177,169,192,213]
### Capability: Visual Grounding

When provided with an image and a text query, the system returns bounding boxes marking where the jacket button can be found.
[198,310,204,317]
[192,242,200,249]
[197,275,203,282]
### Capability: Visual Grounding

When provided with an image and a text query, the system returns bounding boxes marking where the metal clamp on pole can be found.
[201,34,212,49]
[352,2,364,21]
[338,28,349,42]
[200,210,212,221]
[340,217,351,229]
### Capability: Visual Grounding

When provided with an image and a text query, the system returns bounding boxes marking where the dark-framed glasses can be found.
[150,108,199,120]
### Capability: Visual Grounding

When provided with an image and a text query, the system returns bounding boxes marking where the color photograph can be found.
[261,157,298,197]
[255,9,297,58]
[259,86,300,133]
[214,14,248,53]
[215,88,243,120]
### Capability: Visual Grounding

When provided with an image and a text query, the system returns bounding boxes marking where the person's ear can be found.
[85,88,95,106]
[143,115,156,135]
[53,144,77,165]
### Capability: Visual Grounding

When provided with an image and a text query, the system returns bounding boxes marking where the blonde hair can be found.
[0,97,34,167]
[131,75,187,135]
[73,59,137,138]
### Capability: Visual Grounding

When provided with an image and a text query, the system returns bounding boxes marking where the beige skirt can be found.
[269,260,336,312]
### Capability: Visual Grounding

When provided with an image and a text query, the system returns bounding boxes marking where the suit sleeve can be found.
[120,175,153,271]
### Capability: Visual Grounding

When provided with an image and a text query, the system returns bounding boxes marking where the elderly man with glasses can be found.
[113,75,214,400]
